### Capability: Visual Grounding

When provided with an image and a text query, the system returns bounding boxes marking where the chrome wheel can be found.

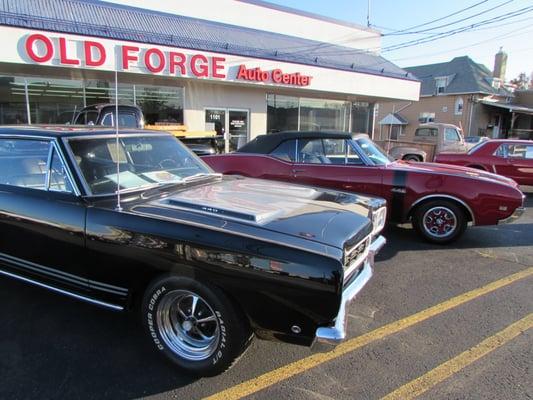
[422,206,457,238]
[156,290,220,361]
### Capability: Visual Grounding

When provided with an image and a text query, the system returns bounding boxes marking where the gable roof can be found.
[0,0,415,81]
[378,112,408,125]
[405,56,511,96]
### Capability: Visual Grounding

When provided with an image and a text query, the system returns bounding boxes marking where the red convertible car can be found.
[203,131,525,243]
[435,139,533,186]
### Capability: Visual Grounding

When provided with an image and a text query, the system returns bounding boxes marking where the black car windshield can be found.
[67,134,214,195]
[353,137,392,165]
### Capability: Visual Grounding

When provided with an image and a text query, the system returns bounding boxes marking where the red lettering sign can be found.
[190,54,209,77]
[271,69,283,83]
[144,48,165,73]
[236,65,311,86]
[22,34,236,81]
[236,64,248,80]
[122,45,139,70]
[84,41,106,67]
[211,57,226,79]
[58,38,80,65]
[25,34,54,63]
[169,52,186,75]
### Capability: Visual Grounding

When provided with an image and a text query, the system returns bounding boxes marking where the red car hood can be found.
[388,160,519,188]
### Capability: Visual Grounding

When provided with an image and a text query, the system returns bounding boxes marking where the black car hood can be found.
[131,176,374,250]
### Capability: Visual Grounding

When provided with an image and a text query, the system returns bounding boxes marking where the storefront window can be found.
[0,76,29,124]
[351,102,374,134]
[27,78,84,124]
[84,80,134,105]
[267,94,298,133]
[267,94,372,134]
[0,74,184,126]
[135,85,183,124]
[299,98,350,131]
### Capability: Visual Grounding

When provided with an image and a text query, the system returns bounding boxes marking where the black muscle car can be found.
[0,126,386,376]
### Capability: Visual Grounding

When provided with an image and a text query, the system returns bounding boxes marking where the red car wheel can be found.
[413,200,467,244]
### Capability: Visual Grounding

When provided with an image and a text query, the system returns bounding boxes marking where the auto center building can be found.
[0,0,420,151]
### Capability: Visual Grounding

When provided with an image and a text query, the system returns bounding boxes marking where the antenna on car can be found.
[114,69,122,211]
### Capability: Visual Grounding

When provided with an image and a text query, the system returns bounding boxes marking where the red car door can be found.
[289,138,384,197]
[493,142,533,185]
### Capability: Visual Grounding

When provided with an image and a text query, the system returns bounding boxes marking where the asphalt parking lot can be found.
[1,189,532,400]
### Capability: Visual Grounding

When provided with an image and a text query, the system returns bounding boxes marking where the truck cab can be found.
[389,122,468,162]
[73,104,144,128]
[72,104,218,156]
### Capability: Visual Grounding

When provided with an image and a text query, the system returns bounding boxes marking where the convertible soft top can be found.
[237,131,357,154]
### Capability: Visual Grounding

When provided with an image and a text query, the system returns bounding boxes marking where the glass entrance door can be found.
[205,108,249,153]
[228,110,248,152]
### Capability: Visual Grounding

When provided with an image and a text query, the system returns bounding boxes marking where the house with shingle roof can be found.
[377,53,533,142]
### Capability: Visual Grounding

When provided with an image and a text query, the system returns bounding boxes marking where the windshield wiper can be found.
[181,172,222,183]
[114,182,163,194]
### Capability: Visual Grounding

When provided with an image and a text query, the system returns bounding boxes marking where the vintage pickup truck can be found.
[72,103,220,156]
[377,123,469,162]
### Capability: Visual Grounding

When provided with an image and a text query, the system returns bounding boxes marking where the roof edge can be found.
[236,0,381,34]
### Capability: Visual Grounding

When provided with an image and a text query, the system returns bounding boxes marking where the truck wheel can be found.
[412,200,467,244]
[404,155,421,162]
[142,275,252,376]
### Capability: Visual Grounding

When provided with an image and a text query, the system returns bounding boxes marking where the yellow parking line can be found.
[381,313,533,400]
[203,267,533,400]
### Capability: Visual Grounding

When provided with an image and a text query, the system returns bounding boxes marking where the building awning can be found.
[379,112,408,125]
[479,100,533,115]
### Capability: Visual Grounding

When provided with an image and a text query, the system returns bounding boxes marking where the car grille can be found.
[345,239,368,266]
[343,235,370,286]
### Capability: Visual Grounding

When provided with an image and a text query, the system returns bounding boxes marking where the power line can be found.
[381,0,489,35]
[381,5,533,52]
[384,0,514,36]
[388,24,533,63]
[300,5,533,57]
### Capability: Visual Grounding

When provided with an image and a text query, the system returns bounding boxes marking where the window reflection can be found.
[0,76,30,124]
[0,74,184,126]
[351,102,373,134]
[267,94,298,133]
[267,94,374,134]
[299,98,350,131]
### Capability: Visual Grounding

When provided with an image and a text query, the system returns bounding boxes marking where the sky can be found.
[266,0,533,82]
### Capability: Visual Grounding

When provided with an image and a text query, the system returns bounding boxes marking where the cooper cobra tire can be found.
[404,155,421,162]
[142,275,252,376]
[412,200,467,244]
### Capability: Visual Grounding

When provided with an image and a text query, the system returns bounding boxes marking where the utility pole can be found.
[367,0,371,27]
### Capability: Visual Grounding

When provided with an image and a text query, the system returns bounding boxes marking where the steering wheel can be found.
[158,158,179,169]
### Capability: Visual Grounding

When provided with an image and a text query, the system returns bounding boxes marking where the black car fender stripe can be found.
[390,170,408,222]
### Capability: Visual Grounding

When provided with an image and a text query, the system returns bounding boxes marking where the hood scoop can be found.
[164,198,282,223]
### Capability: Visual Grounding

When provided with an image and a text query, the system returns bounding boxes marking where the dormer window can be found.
[435,77,447,94]
[434,74,455,95]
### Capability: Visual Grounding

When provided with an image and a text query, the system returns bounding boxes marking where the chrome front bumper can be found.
[498,207,525,224]
[311,235,386,352]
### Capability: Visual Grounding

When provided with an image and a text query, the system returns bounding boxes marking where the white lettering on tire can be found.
[147,286,166,350]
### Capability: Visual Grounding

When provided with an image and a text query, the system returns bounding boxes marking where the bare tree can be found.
[510,72,530,89]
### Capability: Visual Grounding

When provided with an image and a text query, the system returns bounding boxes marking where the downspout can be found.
[468,95,475,136]
[387,104,395,153]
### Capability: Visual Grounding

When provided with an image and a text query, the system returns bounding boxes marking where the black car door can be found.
[0,137,89,292]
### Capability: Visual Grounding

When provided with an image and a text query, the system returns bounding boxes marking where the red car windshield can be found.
[354,137,392,165]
